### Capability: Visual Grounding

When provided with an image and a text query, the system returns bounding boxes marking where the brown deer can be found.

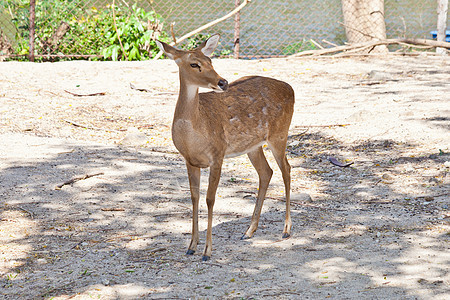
[156,35,294,261]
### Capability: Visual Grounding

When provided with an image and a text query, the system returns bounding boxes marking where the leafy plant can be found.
[3,0,170,61]
[102,4,170,61]
[282,39,318,55]
[181,33,233,57]
[181,33,212,50]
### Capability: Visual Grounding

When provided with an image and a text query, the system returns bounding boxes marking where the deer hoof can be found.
[240,234,252,240]
[282,232,291,239]
[202,255,210,261]
[186,249,195,255]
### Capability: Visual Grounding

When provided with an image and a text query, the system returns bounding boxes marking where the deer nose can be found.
[218,79,228,91]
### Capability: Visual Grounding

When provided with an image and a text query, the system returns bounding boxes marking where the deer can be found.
[156,34,294,261]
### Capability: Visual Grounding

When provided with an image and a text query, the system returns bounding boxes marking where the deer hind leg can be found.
[186,162,200,255]
[269,140,292,238]
[242,146,273,240]
[202,162,222,261]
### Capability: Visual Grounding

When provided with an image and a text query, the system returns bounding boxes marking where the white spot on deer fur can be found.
[230,116,239,123]
[248,113,253,118]
[262,106,268,115]
[257,119,268,130]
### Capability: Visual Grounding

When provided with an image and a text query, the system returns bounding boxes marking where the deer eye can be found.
[190,63,200,69]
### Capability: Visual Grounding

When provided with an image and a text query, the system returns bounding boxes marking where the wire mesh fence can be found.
[0,0,448,61]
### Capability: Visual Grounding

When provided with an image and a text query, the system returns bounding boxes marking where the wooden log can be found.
[291,38,450,57]
[55,173,104,190]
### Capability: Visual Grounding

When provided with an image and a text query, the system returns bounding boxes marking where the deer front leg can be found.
[186,162,200,255]
[202,162,222,261]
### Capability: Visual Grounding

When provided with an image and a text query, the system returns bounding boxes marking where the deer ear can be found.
[156,40,180,60]
[199,34,220,56]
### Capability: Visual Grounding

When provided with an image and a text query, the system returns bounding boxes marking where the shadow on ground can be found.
[0,130,448,299]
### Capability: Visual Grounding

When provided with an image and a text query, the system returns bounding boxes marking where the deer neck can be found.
[174,77,200,124]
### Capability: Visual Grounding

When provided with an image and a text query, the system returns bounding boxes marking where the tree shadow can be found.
[420,116,450,131]
[0,131,448,299]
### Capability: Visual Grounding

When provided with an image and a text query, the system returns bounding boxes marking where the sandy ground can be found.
[0,55,449,299]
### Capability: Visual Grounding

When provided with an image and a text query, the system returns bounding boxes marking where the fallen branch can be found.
[322,39,338,47]
[101,207,125,212]
[146,147,180,155]
[310,39,324,49]
[291,38,450,57]
[295,124,351,128]
[130,83,152,93]
[328,156,354,168]
[63,119,124,132]
[333,52,445,58]
[362,199,393,204]
[130,83,177,96]
[64,90,105,97]
[153,0,251,59]
[55,172,104,190]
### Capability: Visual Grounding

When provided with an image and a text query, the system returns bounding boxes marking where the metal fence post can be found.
[29,0,36,62]
[234,0,240,59]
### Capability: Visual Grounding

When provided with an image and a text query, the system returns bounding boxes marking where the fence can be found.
[0,0,448,61]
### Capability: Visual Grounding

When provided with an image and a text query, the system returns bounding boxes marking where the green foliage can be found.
[2,1,232,61]
[181,33,233,57]
[181,33,212,50]
[282,39,318,55]
[1,0,29,56]
[102,4,170,61]
[2,0,170,61]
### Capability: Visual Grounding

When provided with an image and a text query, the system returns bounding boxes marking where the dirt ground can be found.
[0,54,449,299]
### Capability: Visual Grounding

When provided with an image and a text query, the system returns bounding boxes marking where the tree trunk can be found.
[341,0,388,53]
[436,0,449,55]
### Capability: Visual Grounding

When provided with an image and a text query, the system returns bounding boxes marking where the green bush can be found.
[282,39,318,55]
[102,4,170,61]
[181,33,233,57]
[2,0,170,61]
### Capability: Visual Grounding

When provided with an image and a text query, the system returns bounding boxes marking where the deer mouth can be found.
[209,84,226,93]
[209,79,229,92]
